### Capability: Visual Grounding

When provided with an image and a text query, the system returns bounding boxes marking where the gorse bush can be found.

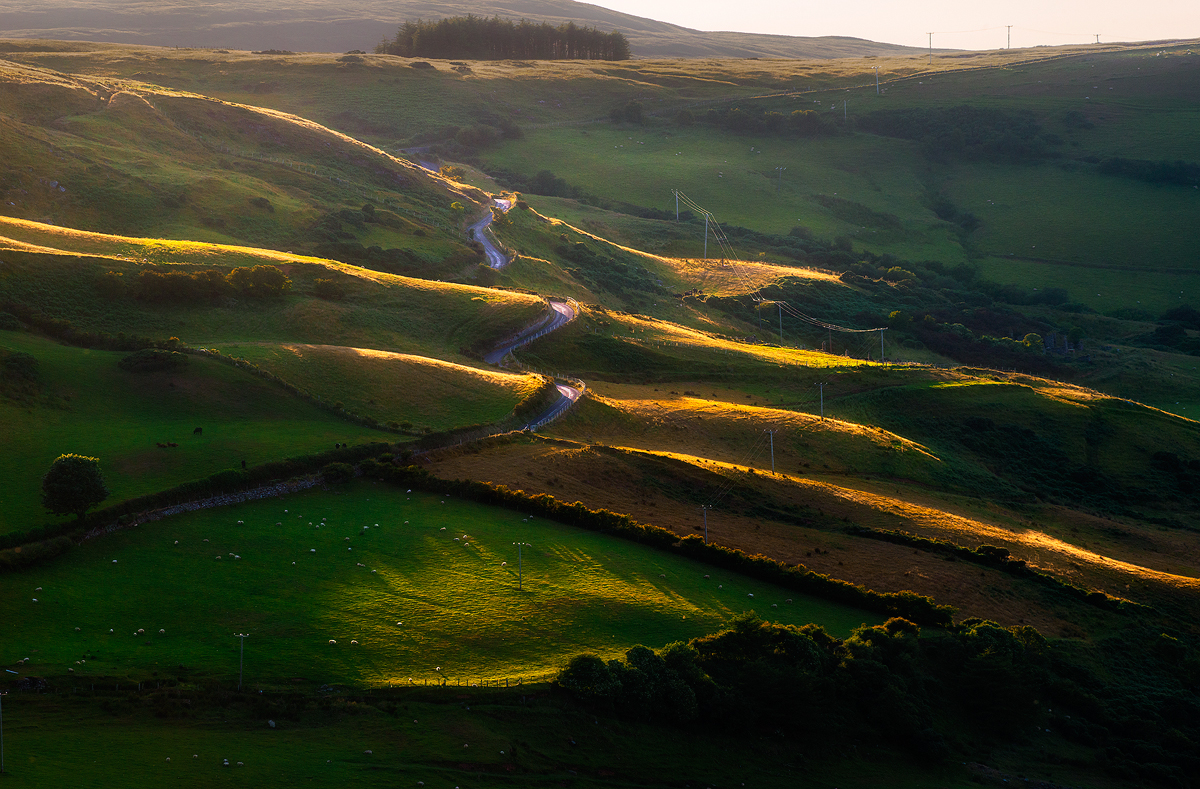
[106,265,293,303]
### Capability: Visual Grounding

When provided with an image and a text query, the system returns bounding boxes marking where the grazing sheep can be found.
[237,520,244,525]
[344,537,350,541]
[771,604,778,608]
[174,540,179,545]
[374,523,379,527]
[351,640,359,645]
[112,559,117,563]
[364,750,372,755]
[165,757,170,762]
[329,640,336,644]
[501,562,507,566]
[310,549,316,552]
[216,556,222,559]
[718,585,723,589]
[292,562,296,565]
[36,587,42,591]
[704,575,710,579]
[193,755,198,759]
[786,599,793,603]
[276,523,281,526]
[237,762,243,767]
[159,629,165,634]
[69,668,74,672]
[747,593,754,598]
[138,628,145,634]
[32,598,37,603]
[75,627,80,631]
[659,574,666,578]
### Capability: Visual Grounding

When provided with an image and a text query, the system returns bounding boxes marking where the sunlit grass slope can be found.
[0,332,383,535]
[0,59,484,262]
[0,217,547,356]
[1,482,880,685]
[215,342,546,431]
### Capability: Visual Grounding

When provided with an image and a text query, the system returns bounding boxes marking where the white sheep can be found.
[501,562,507,566]
[351,640,359,645]
[704,575,710,579]
[32,598,37,603]
[364,750,372,755]
[310,549,316,552]
[112,559,117,563]
[374,523,379,527]
[138,628,145,634]
[75,627,80,631]
[166,757,170,762]
[35,586,42,591]
[748,593,754,598]
[69,668,74,672]
[329,640,336,644]
[159,629,165,634]
[193,755,198,759]
[174,540,179,545]
[786,599,793,603]
[237,520,244,525]
[344,537,350,541]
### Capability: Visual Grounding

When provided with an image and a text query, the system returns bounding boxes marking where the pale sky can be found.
[587,0,1200,49]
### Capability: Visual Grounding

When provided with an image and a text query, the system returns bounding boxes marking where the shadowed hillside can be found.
[0,0,930,58]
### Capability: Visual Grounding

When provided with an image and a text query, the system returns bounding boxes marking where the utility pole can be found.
[928,33,933,64]
[816,382,827,419]
[1094,34,1100,44]
[1,689,6,775]
[843,99,847,121]
[765,430,776,473]
[1006,25,1012,49]
[778,302,784,344]
[880,328,885,364]
[703,213,709,259]
[699,506,709,543]
[674,190,679,221]
[874,66,880,94]
[234,633,249,691]
[774,166,786,193]
[513,542,531,590]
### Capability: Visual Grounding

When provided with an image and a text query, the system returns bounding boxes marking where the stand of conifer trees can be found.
[375,16,631,61]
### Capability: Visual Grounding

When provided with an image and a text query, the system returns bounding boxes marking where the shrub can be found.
[227,265,291,297]
[322,462,355,483]
[312,278,345,300]
[117,348,190,373]
[0,312,23,331]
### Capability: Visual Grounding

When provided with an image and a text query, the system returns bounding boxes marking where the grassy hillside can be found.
[2,481,878,684]
[0,217,548,357]
[0,58,488,272]
[0,1,930,58]
[0,332,384,534]
[213,342,545,431]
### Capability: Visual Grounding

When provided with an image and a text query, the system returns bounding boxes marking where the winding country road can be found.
[469,198,512,269]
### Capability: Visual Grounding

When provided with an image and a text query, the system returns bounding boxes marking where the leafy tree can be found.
[42,454,109,521]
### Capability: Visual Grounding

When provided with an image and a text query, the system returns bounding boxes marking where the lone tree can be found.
[42,454,109,521]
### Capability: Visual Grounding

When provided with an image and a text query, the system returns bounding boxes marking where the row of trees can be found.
[98,265,291,304]
[375,16,631,61]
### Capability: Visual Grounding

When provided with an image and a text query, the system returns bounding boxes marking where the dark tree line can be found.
[374,15,631,61]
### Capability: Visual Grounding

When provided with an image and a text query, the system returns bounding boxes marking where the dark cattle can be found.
[168,442,178,448]
[156,442,167,448]
[193,427,203,435]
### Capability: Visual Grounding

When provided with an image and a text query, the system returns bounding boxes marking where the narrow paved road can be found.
[484,299,574,365]
[469,198,512,269]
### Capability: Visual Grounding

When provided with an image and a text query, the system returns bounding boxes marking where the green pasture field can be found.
[973,255,1200,316]
[0,332,384,535]
[0,688,977,789]
[215,342,544,431]
[485,123,964,261]
[1,482,881,687]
